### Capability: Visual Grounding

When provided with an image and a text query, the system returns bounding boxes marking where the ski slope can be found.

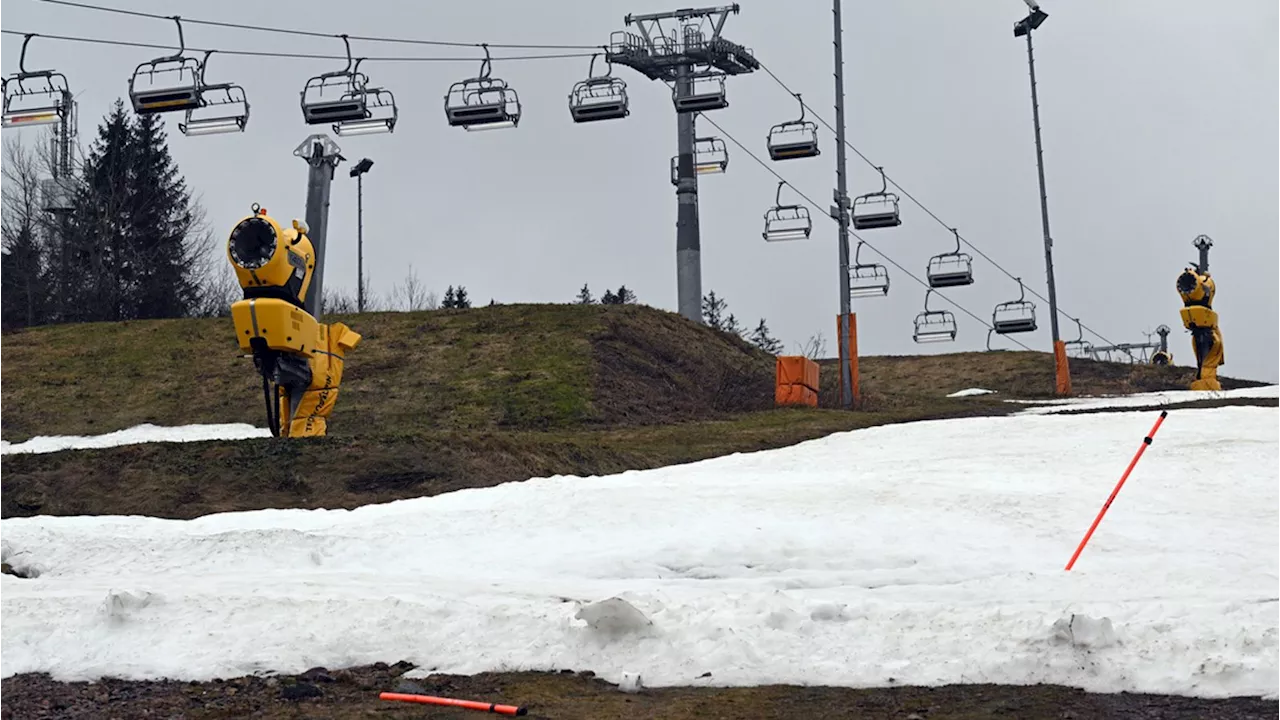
[2,406,1276,699]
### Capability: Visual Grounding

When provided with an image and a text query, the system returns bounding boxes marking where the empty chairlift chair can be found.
[568,55,629,123]
[2,34,72,129]
[672,71,729,114]
[927,228,975,288]
[1061,317,1093,358]
[991,277,1038,335]
[128,18,205,115]
[670,136,729,185]
[300,38,398,136]
[766,93,820,161]
[849,241,890,297]
[913,289,958,344]
[445,45,521,130]
[178,51,250,136]
[762,182,811,242]
[851,166,902,230]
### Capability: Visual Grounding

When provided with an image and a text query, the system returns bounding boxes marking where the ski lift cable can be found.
[697,112,1033,352]
[39,0,603,51]
[753,60,1118,350]
[0,29,597,63]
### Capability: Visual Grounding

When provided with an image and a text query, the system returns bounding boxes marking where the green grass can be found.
[2,302,1268,520]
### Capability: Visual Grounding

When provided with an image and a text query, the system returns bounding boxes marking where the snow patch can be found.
[1,423,271,455]
[1010,385,1278,415]
[946,388,996,397]
[1,406,1275,700]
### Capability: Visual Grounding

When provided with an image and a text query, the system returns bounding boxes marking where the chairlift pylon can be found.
[913,289,957,343]
[178,51,250,136]
[670,136,728,184]
[128,17,205,115]
[300,36,398,136]
[672,70,728,114]
[927,228,975,288]
[991,277,1037,335]
[2,34,73,130]
[766,92,820,161]
[763,181,811,242]
[849,241,890,297]
[445,44,521,131]
[851,166,902,231]
[568,53,629,123]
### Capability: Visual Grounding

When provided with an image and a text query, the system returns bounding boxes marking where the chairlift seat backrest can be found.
[303,96,368,124]
[993,316,1037,334]
[674,93,728,113]
[446,79,519,127]
[767,122,820,160]
[851,195,902,230]
[763,205,811,242]
[913,311,957,343]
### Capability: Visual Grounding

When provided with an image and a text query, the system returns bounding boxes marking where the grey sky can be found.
[5,0,1277,383]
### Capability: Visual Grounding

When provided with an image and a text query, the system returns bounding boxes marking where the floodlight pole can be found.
[1016,6,1069,395]
[606,4,758,325]
[832,0,854,410]
[294,134,345,320]
[349,158,374,314]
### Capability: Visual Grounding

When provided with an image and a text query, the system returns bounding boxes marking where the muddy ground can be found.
[2,662,1275,719]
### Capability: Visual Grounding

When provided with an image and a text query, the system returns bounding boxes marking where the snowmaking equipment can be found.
[1176,235,1222,391]
[227,203,360,437]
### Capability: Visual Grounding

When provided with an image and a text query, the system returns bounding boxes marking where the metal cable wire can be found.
[695,113,1035,352]
[754,60,1118,349]
[39,0,604,51]
[0,28,597,62]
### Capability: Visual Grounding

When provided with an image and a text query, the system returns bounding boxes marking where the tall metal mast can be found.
[831,0,854,409]
[1015,2,1070,395]
[607,4,759,324]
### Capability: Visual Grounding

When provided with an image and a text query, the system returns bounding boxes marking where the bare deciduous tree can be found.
[798,331,827,360]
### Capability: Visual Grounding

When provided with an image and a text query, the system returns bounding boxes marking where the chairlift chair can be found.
[177,51,250,136]
[991,277,1037,334]
[1061,317,1093,358]
[927,228,975,288]
[2,34,72,129]
[766,92,820,161]
[568,54,629,123]
[672,71,728,114]
[300,38,369,123]
[445,45,522,130]
[762,182,811,242]
[670,136,729,184]
[128,18,205,115]
[851,166,902,230]
[849,241,890,297]
[913,289,957,343]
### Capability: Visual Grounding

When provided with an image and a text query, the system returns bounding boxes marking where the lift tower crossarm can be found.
[626,5,739,28]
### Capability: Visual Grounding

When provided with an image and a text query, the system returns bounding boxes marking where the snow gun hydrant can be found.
[1176,234,1223,391]
[227,203,360,437]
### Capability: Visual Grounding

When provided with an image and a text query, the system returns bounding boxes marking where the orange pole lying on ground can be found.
[380,691,527,716]
[1065,410,1168,571]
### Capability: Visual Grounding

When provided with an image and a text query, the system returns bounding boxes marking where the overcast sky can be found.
[5,0,1277,383]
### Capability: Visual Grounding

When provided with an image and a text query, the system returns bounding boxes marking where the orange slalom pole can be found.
[1065,410,1168,571]
[380,691,527,716]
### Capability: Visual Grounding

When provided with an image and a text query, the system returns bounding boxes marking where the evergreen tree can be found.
[749,318,784,354]
[723,312,744,337]
[600,288,618,305]
[576,283,594,304]
[65,100,206,321]
[68,100,133,322]
[615,285,636,304]
[442,285,457,308]
[454,285,471,308]
[127,111,202,319]
[701,290,727,330]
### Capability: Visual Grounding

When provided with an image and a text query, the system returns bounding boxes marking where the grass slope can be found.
[1,303,1268,520]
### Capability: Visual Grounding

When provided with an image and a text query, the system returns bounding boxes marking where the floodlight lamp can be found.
[349,157,374,177]
[1014,8,1048,36]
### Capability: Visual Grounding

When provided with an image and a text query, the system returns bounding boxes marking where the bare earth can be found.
[2,663,1276,720]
